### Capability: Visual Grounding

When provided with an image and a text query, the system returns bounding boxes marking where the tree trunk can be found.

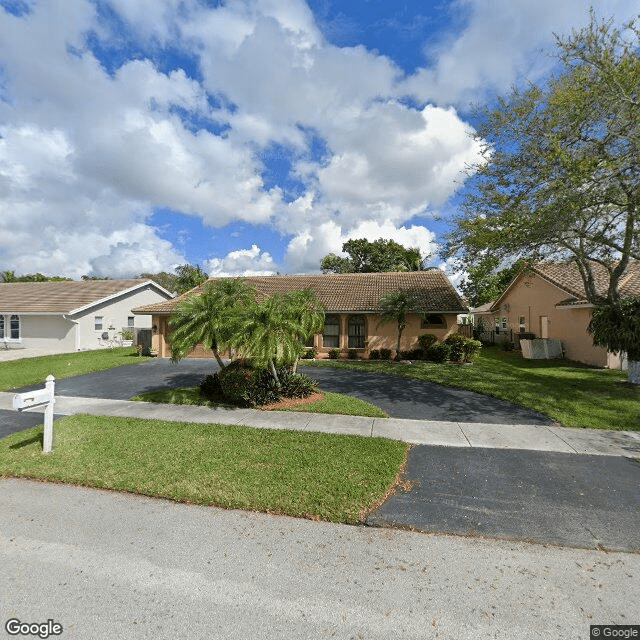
[395,326,403,361]
[268,359,281,388]
[628,360,640,385]
[211,339,226,369]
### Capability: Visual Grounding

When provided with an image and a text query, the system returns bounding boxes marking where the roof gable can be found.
[0,279,174,315]
[133,271,468,315]
[491,261,640,311]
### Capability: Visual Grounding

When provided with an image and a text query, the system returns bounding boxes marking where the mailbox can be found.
[12,375,56,453]
[13,387,54,411]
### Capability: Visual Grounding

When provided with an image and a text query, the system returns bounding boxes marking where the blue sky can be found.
[0,0,636,281]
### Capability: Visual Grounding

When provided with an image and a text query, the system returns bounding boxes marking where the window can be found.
[519,316,526,333]
[127,316,135,327]
[1,315,20,341]
[322,315,340,348]
[348,315,366,349]
[495,317,507,333]
[95,316,103,331]
[421,314,445,328]
[10,315,19,340]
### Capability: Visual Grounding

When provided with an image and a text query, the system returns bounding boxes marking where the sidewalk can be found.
[1,391,638,458]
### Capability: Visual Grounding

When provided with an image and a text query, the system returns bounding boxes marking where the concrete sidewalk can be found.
[1,391,638,458]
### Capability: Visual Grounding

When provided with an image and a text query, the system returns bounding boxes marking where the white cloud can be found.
[205,244,278,276]
[3,0,633,278]
[400,0,639,105]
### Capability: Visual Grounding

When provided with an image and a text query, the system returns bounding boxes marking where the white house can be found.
[0,279,174,352]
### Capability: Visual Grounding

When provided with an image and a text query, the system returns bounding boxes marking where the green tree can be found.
[377,289,422,361]
[460,257,526,307]
[235,290,325,385]
[138,271,179,292]
[174,264,208,294]
[2,271,71,282]
[168,279,256,369]
[321,238,427,273]
[446,13,640,375]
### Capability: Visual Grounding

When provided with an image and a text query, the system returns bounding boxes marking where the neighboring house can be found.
[0,279,175,352]
[133,271,468,359]
[489,261,640,368]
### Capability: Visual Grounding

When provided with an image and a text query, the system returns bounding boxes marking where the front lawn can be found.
[0,348,147,391]
[304,347,639,431]
[0,415,407,523]
[133,387,388,418]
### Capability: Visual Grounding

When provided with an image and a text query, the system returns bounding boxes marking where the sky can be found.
[0,0,637,281]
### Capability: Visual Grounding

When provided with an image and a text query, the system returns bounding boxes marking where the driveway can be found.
[12,358,553,425]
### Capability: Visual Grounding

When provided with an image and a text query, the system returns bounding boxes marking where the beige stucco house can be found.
[0,279,174,353]
[133,271,468,359]
[489,261,640,368]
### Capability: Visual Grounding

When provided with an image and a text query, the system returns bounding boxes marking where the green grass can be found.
[132,387,388,418]
[0,415,407,523]
[0,348,148,391]
[303,347,640,431]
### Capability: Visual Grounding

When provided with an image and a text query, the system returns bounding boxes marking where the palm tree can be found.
[378,289,422,361]
[168,279,255,368]
[235,290,325,385]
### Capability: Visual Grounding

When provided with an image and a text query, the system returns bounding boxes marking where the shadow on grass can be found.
[9,432,42,450]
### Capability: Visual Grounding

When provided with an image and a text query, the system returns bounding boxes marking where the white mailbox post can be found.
[13,375,56,453]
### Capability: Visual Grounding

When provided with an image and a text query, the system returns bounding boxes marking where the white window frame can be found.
[127,316,135,327]
[95,316,103,331]
[0,314,21,342]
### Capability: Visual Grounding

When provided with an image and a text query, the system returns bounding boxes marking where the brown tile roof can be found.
[134,271,468,315]
[492,261,640,310]
[0,280,165,314]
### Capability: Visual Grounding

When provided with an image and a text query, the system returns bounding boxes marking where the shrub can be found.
[418,333,438,350]
[380,348,392,360]
[328,348,340,360]
[369,349,380,360]
[347,349,358,359]
[279,370,318,398]
[462,338,482,362]
[400,348,423,360]
[444,334,467,362]
[200,373,223,400]
[426,342,451,363]
[301,347,317,359]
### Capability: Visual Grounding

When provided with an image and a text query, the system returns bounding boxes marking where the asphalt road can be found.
[2,479,638,640]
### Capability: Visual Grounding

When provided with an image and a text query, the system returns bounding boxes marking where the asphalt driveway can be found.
[13,358,553,425]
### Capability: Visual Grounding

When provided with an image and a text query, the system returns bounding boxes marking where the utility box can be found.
[521,339,563,360]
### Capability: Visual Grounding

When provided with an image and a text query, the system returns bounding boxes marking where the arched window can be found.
[348,315,366,349]
[322,315,340,348]
[421,314,446,329]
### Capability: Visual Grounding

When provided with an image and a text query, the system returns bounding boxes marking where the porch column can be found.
[340,314,349,352]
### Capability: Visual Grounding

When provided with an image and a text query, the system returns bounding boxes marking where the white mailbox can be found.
[13,386,54,410]
[13,375,56,453]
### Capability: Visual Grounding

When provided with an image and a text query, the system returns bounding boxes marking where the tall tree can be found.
[321,238,427,273]
[174,264,208,293]
[460,257,527,307]
[2,271,71,282]
[446,13,640,374]
[378,289,422,361]
[168,279,255,369]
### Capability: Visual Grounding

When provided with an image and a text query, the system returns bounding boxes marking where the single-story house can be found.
[0,279,175,352]
[133,271,468,359]
[489,261,640,368]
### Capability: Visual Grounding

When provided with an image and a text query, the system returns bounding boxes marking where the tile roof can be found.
[134,271,468,315]
[492,261,640,310]
[0,280,165,314]
[533,261,640,304]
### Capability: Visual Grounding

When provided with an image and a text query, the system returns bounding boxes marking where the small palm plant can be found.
[168,278,255,369]
[378,289,423,361]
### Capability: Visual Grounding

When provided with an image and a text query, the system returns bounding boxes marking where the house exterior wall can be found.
[73,285,169,350]
[3,315,76,350]
[495,273,609,367]
[151,311,460,360]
